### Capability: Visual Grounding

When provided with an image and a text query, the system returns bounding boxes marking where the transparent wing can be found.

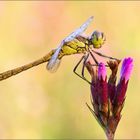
[47,16,93,72]
[47,57,61,73]
[64,16,93,42]
[46,42,63,73]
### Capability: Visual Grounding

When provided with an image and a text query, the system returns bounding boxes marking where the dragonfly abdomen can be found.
[0,49,55,81]
[0,58,46,81]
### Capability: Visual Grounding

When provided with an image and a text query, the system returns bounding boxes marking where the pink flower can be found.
[90,62,108,115]
[120,57,133,83]
[86,57,133,139]
[115,57,133,104]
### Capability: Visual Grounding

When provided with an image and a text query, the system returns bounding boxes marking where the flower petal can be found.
[120,57,133,83]
[98,62,106,81]
[115,57,133,105]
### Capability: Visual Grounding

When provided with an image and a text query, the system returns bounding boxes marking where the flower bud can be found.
[98,62,107,81]
[120,57,133,83]
[115,57,133,105]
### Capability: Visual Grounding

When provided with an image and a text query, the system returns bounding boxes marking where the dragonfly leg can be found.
[90,64,109,67]
[92,50,120,61]
[80,51,111,85]
[73,51,110,85]
[81,53,92,84]
[73,54,91,85]
[89,49,112,67]
[89,49,108,67]
[81,53,92,79]
[81,52,106,85]
[89,50,99,65]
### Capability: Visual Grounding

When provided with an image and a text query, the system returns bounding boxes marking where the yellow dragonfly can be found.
[0,16,118,82]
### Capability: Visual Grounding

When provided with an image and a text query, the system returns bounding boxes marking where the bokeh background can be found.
[0,1,139,139]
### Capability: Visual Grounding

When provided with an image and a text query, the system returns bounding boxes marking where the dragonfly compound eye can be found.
[91,30,106,49]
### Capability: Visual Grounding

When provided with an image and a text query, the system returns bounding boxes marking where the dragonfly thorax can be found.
[90,30,106,49]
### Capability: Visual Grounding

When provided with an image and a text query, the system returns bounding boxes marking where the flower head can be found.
[120,57,133,83]
[85,57,133,139]
[115,57,133,105]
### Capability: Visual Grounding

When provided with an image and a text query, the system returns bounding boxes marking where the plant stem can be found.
[106,131,114,140]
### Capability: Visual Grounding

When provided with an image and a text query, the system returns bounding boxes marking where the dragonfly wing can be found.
[46,41,63,72]
[47,16,93,72]
[47,57,61,73]
[64,16,93,42]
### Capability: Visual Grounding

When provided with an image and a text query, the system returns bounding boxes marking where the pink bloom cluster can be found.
[86,57,133,139]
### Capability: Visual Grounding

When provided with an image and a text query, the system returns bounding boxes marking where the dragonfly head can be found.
[90,30,106,49]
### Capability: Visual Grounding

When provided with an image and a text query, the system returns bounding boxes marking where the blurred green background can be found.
[0,1,139,139]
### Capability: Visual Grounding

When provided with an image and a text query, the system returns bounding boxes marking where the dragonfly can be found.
[0,16,118,81]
